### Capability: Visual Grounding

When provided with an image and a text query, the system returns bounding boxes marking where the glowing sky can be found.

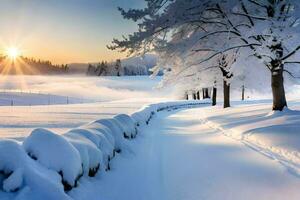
[0,0,145,64]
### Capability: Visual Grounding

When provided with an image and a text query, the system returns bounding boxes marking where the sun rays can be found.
[0,46,39,90]
[6,47,20,60]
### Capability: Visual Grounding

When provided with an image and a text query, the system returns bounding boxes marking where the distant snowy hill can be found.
[67,63,89,74]
[68,54,158,75]
[121,54,158,75]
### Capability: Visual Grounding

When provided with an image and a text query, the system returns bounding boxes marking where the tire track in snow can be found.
[142,113,166,200]
[199,109,300,178]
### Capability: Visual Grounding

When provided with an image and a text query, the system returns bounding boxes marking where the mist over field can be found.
[0,75,173,103]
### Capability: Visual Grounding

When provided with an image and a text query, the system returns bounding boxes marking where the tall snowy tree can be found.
[232,0,300,110]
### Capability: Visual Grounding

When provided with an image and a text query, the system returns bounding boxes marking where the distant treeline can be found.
[86,59,150,76]
[0,56,69,75]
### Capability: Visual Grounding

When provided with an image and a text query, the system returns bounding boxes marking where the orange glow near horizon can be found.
[5,47,21,60]
[0,54,38,90]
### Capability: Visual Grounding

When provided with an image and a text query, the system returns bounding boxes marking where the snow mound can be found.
[23,128,82,191]
[130,105,156,126]
[131,100,207,126]
[114,114,137,138]
[0,139,70,199]
[66,128,114,170]
[93,119,126,152]
[130,112,144,127]
[81,122,116,150]
[64,132,103,176]
[0,140,26,192]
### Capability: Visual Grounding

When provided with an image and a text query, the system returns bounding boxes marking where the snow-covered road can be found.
[70,107,300,200]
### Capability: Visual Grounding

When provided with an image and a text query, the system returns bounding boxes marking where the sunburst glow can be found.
[6,47,20,60]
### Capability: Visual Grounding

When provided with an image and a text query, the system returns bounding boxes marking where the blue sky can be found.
[0,0,145,63]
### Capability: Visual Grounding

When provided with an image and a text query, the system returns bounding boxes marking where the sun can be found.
[6,47,20,60]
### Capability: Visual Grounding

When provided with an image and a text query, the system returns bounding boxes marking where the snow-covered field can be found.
[0,101,155,138]
[0,92,92,106]
[0,75,171,138]
[1,75,300,199]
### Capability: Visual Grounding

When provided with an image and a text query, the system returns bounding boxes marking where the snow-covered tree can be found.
[110,0,300,111]
[233,0,300,110]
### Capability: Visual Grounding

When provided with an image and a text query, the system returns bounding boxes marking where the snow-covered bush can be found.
[94,119,126,152]
[141,106,155,124]
[131,105,154,126]
[0,140,27,192]
[0,139,73,199]
[64,132,104,176]
[130,101,207,127]
[81,122,116,151]
[114,114,137,138]
[130,112,144,127]
[66,128,114,170]
[23,128,82,191]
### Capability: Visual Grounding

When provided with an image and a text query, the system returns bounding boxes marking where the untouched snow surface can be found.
[69,106,300,200]
[0,92,91,106]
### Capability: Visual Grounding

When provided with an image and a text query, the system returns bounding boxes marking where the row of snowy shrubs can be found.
[0,100,207,198]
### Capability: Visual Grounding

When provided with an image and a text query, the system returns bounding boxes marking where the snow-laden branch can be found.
[284,69,300,79]
[168,43,261,81]
[192,43,261,66]
[284,61,300,64]
[282,45,300,61]
[191,30,242,48]
[247,0,269,10]
[232,12,269,20]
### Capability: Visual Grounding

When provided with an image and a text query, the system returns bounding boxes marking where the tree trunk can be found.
[202,88,209,99]
[241,85,245,101]
[209,88,212,98]
[205,88,209,98]
[271,70,287,111]
[212,87,217,106]
[193,92,197,100]
[196,91,200,100]
[223,81,230,108]
[185,92,189,100]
